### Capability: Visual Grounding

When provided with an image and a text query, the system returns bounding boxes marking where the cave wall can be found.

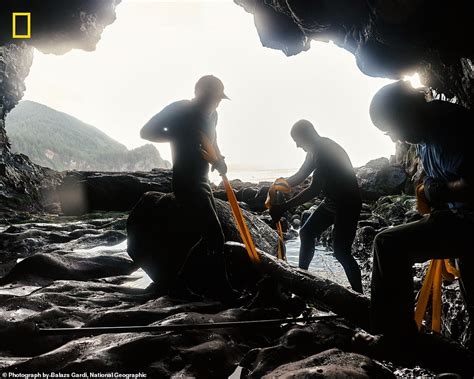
[0,44,33,153]
[1,0,121,151]
[0,0,121,211]
[235,0,474,108]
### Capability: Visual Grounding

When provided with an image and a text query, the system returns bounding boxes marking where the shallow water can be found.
[285,238,349,287]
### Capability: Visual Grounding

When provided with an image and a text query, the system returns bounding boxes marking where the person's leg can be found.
[177,184,238,300]
[180,182,224,252]
[333,204,363,293]
[298,204,335,270]
[201,185,225,252]
[371,210,474,337]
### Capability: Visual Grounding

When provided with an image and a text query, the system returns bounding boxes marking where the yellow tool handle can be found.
[223,176,260,263]
[201,133,260,263]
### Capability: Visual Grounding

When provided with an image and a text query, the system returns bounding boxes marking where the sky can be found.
[23,0,396,174]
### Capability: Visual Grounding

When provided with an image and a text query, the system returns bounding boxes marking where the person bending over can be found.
[270,120,363,293]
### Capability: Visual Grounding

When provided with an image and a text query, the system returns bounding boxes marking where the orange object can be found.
[413,185,461,333]
[265,178,292,260]
[416,183,431,215]
[414,259,460,333]
[201,134,260,263]
[222,177,260,263]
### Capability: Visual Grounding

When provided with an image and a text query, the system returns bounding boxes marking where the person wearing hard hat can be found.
[140,75,230,280]
[270,119,364,294]
[367,80,474,343]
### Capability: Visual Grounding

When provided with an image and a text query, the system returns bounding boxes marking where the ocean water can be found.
[209,168,299,184]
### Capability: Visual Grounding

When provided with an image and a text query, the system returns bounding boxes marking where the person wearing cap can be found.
[140,75,229,260]
[367,80,474,343]
[270,119,364,293]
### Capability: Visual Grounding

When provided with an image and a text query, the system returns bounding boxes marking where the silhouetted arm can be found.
[212,131,225,160]
[283,175,323,211]
[424,148,474,205]
[211,130,227,175]
[286,153,314,187]
[140,103,180,142]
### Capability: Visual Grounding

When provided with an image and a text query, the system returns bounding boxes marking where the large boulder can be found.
[58,170,173,215]
[127,192,278,290]
[214,183,271,212]
[356,158,407,201]
[262,348,395,379]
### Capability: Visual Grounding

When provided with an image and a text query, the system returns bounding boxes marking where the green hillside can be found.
[5,101,170,171]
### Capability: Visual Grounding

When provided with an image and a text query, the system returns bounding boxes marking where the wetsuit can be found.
[288,137,363,293]
[141,100,224,251]
[371,100,474,337]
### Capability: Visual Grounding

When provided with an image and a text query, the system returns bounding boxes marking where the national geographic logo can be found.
[12,12,31,39]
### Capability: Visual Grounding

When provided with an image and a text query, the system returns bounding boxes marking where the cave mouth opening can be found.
[10,0,399,182]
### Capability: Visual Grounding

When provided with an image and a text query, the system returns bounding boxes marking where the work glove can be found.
[212,158,228,176]
[269,202,286,223]
[423,176,449,205]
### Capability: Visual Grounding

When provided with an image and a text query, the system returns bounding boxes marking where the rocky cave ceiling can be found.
[235,0,474,107]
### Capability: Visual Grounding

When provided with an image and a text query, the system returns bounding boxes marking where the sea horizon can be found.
[209,167,299,185]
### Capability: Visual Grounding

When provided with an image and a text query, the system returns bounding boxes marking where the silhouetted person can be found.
[140,75,229,283]
[369,80,474,341]
[270,120,363,293]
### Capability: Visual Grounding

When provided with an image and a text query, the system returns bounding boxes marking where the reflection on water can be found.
[126,268,153,289]
[285,238,349,287]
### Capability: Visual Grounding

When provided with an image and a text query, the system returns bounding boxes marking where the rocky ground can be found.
[0,169,472,377]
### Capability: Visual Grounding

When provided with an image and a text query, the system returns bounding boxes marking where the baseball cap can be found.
[195,75,230,100]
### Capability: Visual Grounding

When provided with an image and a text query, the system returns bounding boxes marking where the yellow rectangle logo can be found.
[12,12,31,39]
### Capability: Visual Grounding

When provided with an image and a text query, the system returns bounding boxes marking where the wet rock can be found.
[291,218,301,229]
[356,158,407,201]
[262,348,395,378]
[353,226,377,293]
[58,170,173,215]
[0,214,128,260]
[0,250,136,285]
[241,321,355,378]
[2,304,281,376]
[372,195,416,226]
[235,185,271,212]
[353,226,377,262]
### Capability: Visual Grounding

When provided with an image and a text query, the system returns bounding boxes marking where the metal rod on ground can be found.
[37,314,339,337]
